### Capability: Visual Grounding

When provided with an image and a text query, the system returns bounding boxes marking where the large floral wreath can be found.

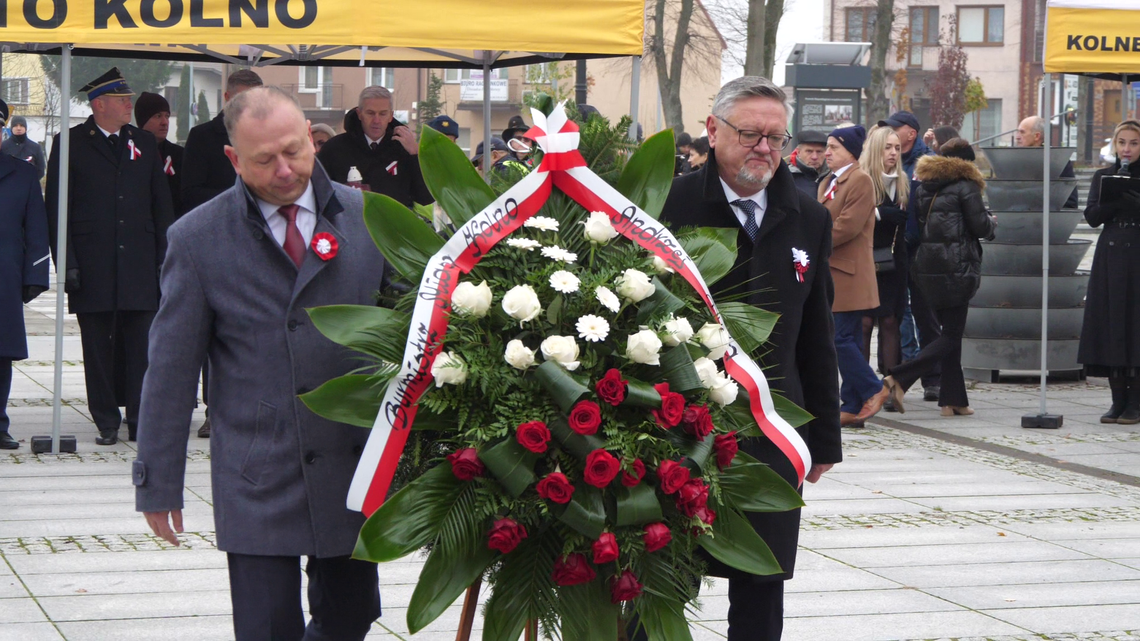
[301,102,812,640]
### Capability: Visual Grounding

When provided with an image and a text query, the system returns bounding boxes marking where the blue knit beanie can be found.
[829,125,866,160]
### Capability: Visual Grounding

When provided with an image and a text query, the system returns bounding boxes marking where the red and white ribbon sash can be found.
[164,156,175,176]
[348,104,810,515]
[128,139,141,161]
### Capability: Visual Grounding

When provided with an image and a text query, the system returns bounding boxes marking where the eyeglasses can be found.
[716,116,791,151]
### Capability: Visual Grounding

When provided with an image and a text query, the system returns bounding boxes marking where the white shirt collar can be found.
[719,177,768,230]
[365,134,383,146]
[831,163,854,180]
[97,124,119,139]
[256,181,317,223]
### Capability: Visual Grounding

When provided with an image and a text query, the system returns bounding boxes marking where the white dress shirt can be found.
[256,182,318,248]
[824,163,854,197]
[719,178,769,230]
[97,124,119,139]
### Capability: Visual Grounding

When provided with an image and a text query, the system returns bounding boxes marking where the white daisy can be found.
[506,238,541,251]
[576,315,610,342]
[595,286,621,313]
[549,270,581,294]
[541,245,578,264]
[523,216,560,232]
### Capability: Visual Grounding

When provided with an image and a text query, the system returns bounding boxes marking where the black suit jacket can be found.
[181,111,235,213]
[662,149,841,582]
[45,116,174,314]
[158,139,185,217]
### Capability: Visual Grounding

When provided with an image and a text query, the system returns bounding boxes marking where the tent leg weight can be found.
[1022,413,1064,429]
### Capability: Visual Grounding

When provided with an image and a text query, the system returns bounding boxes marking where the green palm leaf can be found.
[419,125,496,227]
[362,192,445,282]
[353,463,464,563]
[698,506,782,576]
[719,302,779,354]
[616,129,676,219]
[678,227,738,287]
[299,373,393,428]
[559,579,619,641]
[481,532,562,641]
[408,537,497,634]
[306,304,410,364]
[719,451,805,513]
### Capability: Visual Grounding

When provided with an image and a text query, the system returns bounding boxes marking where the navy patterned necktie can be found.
[732,199,760,242]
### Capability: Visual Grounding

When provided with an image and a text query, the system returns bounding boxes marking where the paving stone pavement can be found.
[4,287,1140,640]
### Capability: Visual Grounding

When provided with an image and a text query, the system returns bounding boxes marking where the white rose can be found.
[707,374,739,406]
[582,211,619,243]
[502,284,542,323]
[451,281,492,317]
[615,269,655,303]
[431,352,467,387]
[625,329,663,365]
[504,339,537,370]
[692,357,720,388]
[652,255,675,275]
[541,335,581,371]
[661,316,694,347]
[697,323,730,360]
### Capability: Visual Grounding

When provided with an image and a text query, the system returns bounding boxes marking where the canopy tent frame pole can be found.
[482,50,493,179]
[50,45,72,453]
[628,56,641,142]
[1024,72,1063,429]
[1125,75,1131,120]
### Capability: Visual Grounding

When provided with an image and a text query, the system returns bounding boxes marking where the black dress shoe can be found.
[197,417,211,438]
[0,432,19,450]
[923,386,940,402]
[127,423,138,442]
[96,430,118,446]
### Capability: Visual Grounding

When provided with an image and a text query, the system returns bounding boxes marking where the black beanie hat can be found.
[134,91,171,129]
[828,124,866,161]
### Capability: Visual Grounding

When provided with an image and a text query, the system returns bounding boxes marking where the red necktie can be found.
[278,204,305,268]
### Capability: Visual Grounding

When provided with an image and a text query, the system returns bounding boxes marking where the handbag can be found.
[873,247,895,273]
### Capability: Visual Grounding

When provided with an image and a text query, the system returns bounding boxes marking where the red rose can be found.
[652,382,685,429]
[552,553,597,586]
[620,458,646,487]
[714,431,739,470]
[682,404,714,441]
[447,448,484,481]
[536,472,575,504]
[487,518,527,554]
[568,400,602,435]
[643,522,672,553]
[596,369,629,406]
[656,459,691,495]
[675,479,710,517]
[592,532,619,564]
[693,506,717,525]
[516,420,551,454]
[583,449,620,488]
[610,570,643,603]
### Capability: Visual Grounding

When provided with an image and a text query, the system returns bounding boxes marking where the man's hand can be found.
[144,510,184,546]
[923,128,936,148]
[393,125,418,155]
[805,463,834,484]
[64,268,80,293]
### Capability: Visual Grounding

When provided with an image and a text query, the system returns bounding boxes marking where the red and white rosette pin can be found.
[164,155,175,176]
[128,139,142,161]
[792,248,810,283]
[311,232,338,261]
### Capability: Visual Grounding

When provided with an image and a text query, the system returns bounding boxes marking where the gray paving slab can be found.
[985,603,1140,632]
[781,611,1028,639]
[1053,538,1140,559]
[786,587,962,617]
[37,589,233,622]
[0,597,50,623]
[6,549,226,575]
[801,525,1028,549]
[821,540,1091,568]
[870,558,1140,588]
[0,575,26,599]
[902,492,1135,512]
[0,622,65,641]
[801,497,931,516]
[928,580,1140,610]
[21,568,229,597]
[55,616,235,641]
[868,481,1088,498]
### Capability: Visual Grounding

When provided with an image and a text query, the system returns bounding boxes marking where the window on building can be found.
[957,6,1004,45]
[960,98,1002,143]
[444,68,507,83]
[845,7,877,42]
[457,127,472,154]
[301,66,328,91]
[370,68,395,90]
[164,86,180,110]
[908,7,940,67]
[2,78,29,105]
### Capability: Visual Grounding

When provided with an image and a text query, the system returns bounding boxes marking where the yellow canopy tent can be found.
[1,0,646,451]
[1019,0,1138,427]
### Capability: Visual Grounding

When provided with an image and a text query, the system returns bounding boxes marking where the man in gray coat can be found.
[134,86,388,641]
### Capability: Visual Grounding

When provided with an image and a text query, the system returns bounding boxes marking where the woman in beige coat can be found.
[819,125,888,426]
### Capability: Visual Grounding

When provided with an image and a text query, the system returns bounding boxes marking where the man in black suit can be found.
[45,68,175,445]
[660,76,842,640]
[180,68,262,438]
[135,92,184,217]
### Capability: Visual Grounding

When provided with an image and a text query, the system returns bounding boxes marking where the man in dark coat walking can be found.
[180,68,263,438]
[135,92,184,217]
[136,86,388,641]
[1,115,46,179]
[317,86,432,209]
[660,76,842,640]
[0,99,51,450]
[45,68,175,445]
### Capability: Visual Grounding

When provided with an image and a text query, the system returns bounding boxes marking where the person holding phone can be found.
[1079,119,1140,424]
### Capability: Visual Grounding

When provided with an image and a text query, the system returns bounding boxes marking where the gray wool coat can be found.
[133,162,388,558]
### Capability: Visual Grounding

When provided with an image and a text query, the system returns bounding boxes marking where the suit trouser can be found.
[0,358,11,433]
[888,304,969,408]
[76,311,154,432]
[727,579,784,640]
[226,553,380,641]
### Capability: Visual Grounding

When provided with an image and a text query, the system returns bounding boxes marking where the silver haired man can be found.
[316,85,432,208]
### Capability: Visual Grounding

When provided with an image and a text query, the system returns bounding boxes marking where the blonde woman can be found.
[1079,120,1140,424]
[859,127,910,384]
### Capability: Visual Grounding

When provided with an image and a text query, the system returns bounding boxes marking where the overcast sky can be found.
[706,0,826,86]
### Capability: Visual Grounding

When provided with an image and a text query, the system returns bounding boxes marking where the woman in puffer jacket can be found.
[884,138,996,416]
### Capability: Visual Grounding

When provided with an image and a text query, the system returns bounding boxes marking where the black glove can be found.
[65,268,80,293]
[22,285,47,304]
[1120,190,1140,210]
